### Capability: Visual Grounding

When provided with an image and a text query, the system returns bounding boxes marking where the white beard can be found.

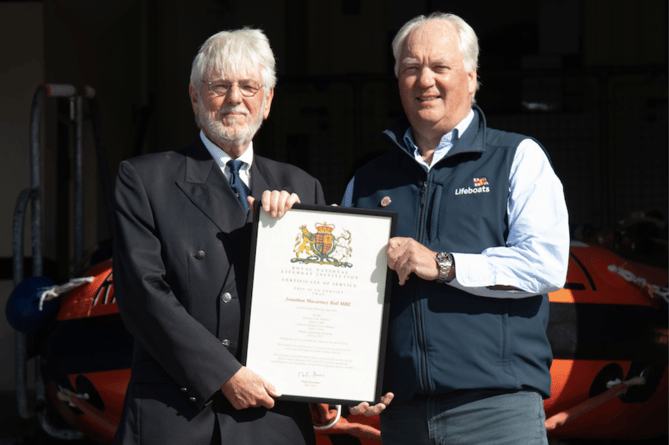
[199,96,266,147]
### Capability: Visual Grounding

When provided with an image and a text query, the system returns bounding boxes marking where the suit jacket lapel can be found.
[230,156,280,290]
[249,157,270,193]
[247,155,284,221]
[176,139,248,242]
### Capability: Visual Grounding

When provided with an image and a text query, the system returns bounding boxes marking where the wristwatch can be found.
[435,252,454,283]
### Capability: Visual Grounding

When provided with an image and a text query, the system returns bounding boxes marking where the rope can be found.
[56,388,116,438]
[545,376,646,431]
[608,264,669,303]
[38,276,95,310]
[313,404,342,430]
[311,403,381,440]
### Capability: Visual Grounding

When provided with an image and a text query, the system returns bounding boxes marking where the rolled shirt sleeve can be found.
[449,138,570,297]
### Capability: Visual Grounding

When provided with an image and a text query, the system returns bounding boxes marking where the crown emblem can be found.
[316,222,335,234]
[293,222,352,267]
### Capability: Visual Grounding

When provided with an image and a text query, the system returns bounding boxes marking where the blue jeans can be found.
[379,389,548,445]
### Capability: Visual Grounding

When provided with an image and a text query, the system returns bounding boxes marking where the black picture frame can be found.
[241,203,397,405]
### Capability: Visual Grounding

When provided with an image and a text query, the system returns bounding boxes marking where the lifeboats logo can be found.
[455,177,490,196]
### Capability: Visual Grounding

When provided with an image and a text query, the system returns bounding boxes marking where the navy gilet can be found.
[351,106,553,401]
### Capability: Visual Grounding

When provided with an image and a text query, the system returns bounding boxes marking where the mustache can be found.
[218,106,249,116]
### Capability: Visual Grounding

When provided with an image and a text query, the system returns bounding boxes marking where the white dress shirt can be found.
[200,130,253,189]
[341,111,570,298]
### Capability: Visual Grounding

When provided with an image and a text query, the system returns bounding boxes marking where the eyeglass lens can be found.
[207,80,262,97]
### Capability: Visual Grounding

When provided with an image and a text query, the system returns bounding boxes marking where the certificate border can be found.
[241,203,397,405]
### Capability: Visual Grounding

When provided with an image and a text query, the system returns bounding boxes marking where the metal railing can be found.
[12,83,112,439]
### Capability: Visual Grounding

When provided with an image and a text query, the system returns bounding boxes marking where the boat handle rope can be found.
[545,375,646,431]
[608,264,669,303]
[313,404,342,430]
[56,387,117,436]
[38,277,95,310]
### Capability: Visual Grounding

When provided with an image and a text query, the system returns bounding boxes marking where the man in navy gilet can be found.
[344,12,570,445]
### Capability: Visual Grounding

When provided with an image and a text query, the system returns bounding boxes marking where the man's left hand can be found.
[248,190,301,217]
[349,392,394,416]
[386,237,438,285]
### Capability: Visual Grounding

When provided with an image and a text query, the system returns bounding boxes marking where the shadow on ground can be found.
[1,391,666,444]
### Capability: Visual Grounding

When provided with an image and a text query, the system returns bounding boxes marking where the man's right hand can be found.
[386,237,440,285]
[220,366,281,410]
[247,190,301,218]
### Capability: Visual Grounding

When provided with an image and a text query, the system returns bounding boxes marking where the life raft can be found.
[25,241,668,443]
[542,241,667,441]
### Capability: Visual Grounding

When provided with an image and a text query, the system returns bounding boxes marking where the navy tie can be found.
[227,159,250,213]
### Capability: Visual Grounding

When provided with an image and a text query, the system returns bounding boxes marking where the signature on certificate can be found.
[298,371,326,378]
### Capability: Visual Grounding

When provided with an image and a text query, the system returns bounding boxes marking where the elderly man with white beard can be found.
[112,28,325,445]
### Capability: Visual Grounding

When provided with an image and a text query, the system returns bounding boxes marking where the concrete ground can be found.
[0,391,666,445]
[0,392,96,445]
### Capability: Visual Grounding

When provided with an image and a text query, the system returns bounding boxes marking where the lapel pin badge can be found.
[380,196,391,207]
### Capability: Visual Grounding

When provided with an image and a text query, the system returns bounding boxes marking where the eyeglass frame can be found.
[202,78,265,97]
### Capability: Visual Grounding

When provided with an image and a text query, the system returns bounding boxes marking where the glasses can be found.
[203,79,264,97]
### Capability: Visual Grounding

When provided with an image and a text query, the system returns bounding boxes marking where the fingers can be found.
[363,403,386,416]
[386,237,409,269]
[254,375,278,409]
[348,402,369,416]
[259,392,276,409]
[380,392,394,407]
[286,191,301,209]
[261,190,301,218]
[220,367,279,410]
[348,392,394,416]
[265,381,282,398]
[386,237,438,285]
[260,190,274,215]
[247,196,256,214]
[386,238,412,285]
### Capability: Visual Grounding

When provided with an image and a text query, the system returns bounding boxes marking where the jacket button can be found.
[189,397,196,402]
[221,292,232,303]
[221,339,230,347]
[181,387,187,392]
[195,250,205,259]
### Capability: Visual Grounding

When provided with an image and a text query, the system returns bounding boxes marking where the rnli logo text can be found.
[455,177,490,195]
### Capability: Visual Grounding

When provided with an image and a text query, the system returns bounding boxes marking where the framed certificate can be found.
[241,204,397,405]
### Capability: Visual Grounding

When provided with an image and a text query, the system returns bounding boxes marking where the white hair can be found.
[190,27,277,95]
[391,12,480,98]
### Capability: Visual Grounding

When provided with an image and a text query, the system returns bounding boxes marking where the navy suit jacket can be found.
[112,137,324,444]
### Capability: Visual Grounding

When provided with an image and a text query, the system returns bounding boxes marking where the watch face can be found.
[435,252,451,283]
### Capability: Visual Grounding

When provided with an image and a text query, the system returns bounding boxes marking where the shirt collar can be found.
[199,130,254,172]
[403,108,475,170]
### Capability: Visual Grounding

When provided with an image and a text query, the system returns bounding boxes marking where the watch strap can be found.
[435,252,453,283]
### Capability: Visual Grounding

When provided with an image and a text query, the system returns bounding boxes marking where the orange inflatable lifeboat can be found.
[30,241,668,443]
[39,259,129,444]
[543,241,667,440]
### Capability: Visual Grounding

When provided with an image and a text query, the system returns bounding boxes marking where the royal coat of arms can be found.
[292,222,352,267]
